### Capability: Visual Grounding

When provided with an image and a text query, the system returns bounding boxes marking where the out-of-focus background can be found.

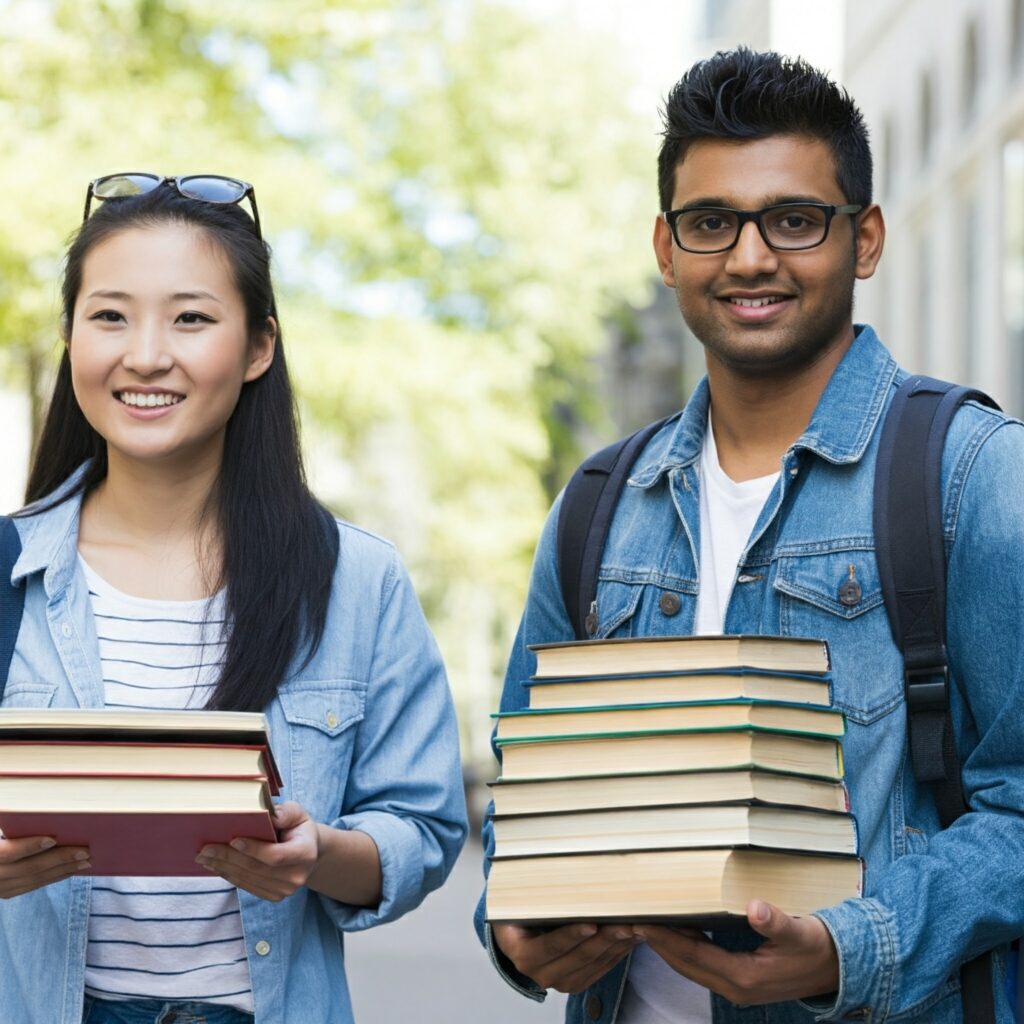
[1,0,1022,1018]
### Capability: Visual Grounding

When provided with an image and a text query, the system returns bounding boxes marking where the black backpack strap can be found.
[557,417,673,640]
[873,375,1000,1024]
[0,516,25,702]
[874,375,998,822]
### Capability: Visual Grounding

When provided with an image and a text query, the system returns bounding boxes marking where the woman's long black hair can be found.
[24,185,339,712]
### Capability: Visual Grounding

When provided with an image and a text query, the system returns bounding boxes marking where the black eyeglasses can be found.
[662,202,863,254]
[83,173,262,239]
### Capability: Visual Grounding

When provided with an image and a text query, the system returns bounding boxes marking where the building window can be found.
[881,117,897,198]
[962,21,980,122]
[1014,0,1024,72]
[1005,140,1024,413]
[916,229,934,371]
[918,72,935,166]
[962,195,980,382]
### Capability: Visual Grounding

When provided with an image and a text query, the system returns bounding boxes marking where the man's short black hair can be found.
[658,48,872,211]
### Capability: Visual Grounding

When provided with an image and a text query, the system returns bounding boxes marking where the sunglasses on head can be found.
[83,173,262,239]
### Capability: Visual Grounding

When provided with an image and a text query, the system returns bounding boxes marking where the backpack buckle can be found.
[904,665,949,712]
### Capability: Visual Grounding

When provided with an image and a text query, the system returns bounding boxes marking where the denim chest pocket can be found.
[594,577,697,640]
[277,682,365,818]
[773,549,904,724]
[0,679,58,709]
[593,581,644,638]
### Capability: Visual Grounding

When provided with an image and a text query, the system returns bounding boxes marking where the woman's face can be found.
[69,222,275,474]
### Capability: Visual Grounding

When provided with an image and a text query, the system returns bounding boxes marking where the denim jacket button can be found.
[585,994,603,1020]
[838,580,862,607]
[658,592,681,617]
[326,711,338,728]
[255,939,271,956]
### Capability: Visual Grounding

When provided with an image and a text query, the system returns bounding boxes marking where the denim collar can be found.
[10,463,89,595]
[629,324,898,489]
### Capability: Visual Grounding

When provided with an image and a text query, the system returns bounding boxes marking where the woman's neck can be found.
[77,451,223,600]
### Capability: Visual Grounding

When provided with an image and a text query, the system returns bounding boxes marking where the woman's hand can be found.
[0,835,90,898]
[196,801,319,902]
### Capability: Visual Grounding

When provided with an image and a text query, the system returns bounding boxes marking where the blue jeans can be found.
[82,997,254,1024]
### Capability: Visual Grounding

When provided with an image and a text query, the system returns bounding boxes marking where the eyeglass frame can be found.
[661,201,864,254]
[82,173,262,240]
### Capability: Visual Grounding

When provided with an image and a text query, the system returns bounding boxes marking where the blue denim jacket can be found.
[1,474,469,1024]
[476,326,1024,1023]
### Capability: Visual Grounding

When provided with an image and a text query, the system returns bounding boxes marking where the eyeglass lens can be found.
[676,204,831,251]
[177,176,248,202]
[92,174,164,200]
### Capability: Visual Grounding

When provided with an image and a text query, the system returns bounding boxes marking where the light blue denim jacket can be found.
[476,326,1024,1023]
[1,474,468,1024]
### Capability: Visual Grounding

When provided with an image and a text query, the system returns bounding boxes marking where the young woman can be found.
[0,174,468,1024]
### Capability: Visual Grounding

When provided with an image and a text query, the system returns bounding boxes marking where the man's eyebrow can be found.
[673,193,832,212]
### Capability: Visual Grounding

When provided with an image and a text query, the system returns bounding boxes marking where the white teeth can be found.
[117,392,182,408]
[729,296,784,308]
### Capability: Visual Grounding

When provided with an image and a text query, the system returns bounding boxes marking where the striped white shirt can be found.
[80,558,254,1012]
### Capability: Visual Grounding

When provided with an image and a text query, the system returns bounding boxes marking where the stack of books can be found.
[485,635,862,925]
[0,708,281,875]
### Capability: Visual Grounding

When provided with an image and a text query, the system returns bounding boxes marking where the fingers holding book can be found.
[195,799,319,902]
[492,921,640,993]
[0,834,91,898]
[634,899,839,1005]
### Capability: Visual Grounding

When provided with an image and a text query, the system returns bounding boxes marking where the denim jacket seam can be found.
[773,536,876,557]
[943,415,1014,544]
[855,898,897,1019]
[609,949,633,1020]
[363,548,400,686]
[597,567,698,591]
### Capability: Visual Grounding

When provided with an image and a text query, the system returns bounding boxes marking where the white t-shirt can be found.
[618,420,778,1023]
[79,558,255,1013]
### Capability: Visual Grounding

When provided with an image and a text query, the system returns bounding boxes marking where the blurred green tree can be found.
[0,0,656,762]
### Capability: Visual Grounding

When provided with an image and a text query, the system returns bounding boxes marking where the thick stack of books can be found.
[0,708,280,875]
[485,635,861,925]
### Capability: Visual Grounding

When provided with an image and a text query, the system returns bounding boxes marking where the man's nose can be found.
[723,220,779,277]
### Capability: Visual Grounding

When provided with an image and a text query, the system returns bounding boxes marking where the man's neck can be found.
[706,329,855,482]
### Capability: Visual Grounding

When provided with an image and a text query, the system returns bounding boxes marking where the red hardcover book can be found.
[0,775,278,875]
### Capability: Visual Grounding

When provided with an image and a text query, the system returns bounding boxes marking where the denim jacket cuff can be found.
[318,811,425,930]
[483,922,547,1002]
[797,899,896,1020]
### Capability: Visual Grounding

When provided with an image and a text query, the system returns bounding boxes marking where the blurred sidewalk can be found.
[346,837,567,1022]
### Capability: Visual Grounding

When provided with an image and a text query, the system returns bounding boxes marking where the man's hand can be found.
[196,801,319,902]
[635,900,839,1006]
[492,922,639,993]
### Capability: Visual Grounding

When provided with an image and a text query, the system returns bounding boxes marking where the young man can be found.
[475,49,1024,1023]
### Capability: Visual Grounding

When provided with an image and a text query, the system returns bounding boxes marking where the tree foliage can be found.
[0,0,656,761]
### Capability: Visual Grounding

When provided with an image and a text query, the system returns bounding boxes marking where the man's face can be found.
[653,134,883,378]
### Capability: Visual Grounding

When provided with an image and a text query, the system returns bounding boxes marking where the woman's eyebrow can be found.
[171,290,222,304]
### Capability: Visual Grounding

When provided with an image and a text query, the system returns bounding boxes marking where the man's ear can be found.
[653,215,677,288]
[244,316,277,383]
[853,204,886,281]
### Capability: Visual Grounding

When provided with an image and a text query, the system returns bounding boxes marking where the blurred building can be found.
[845,0,1024,412]
[595,0,844,435]
[599,0,1024,429]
